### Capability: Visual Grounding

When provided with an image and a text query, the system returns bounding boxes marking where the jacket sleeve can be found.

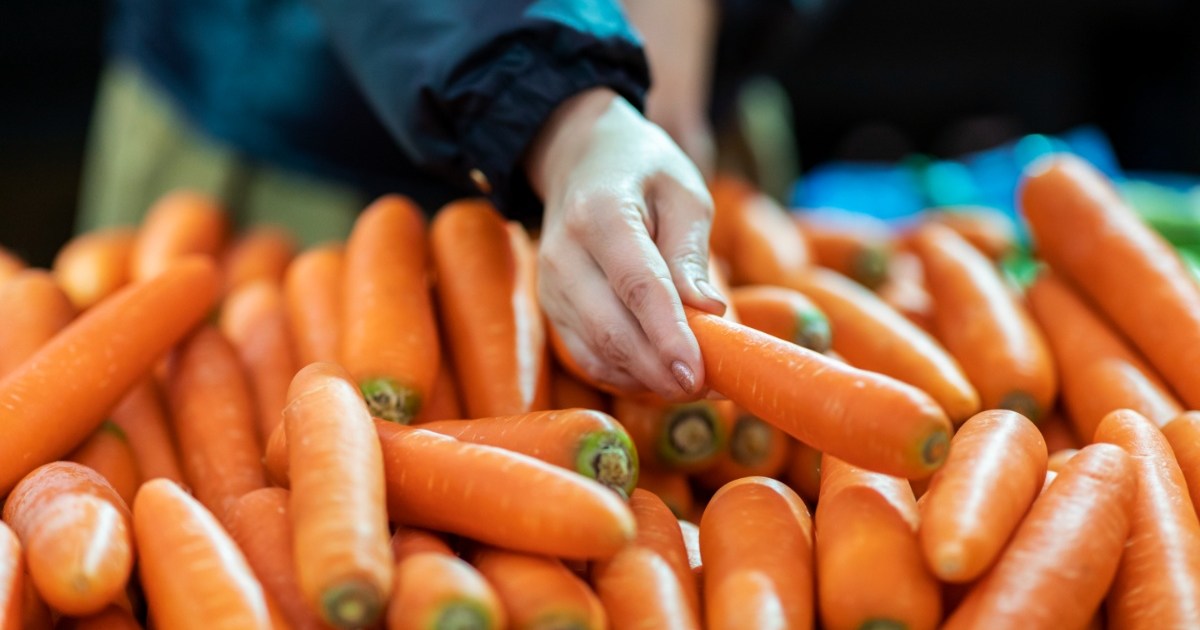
[306,0,650,218]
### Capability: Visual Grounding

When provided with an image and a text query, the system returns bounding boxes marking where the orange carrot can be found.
[920,206,1018,261]
[0,522,21,630]
[285,362,392,629]
[225,488,326,630]
[134,478,273,630]
[918,409,1048,582]
[1162,411,1200,522]
[1027,270,1181,437]
[0,270,75,380]
[471,547,605,630]
[636,469,695,520]
[687,308,953,478]
[550,369,610,415]
[942,443,1135,629]
[284,243,343,366]
[21,579,51,630]
[68,421,142,508]
[728,195,810,287]
[729,285,831,352]
[1020,154,1200,408]
[221,226,295,294]
[108,378,184,484]
[388,552,505,630]
[55,605,141,630]
[131,190,228,282]
[876,250,935,333]
[708,174,753,262]
[817,457,940,630]
[912,223,1057,421]
[52,228,136,311]
[705,569,790,630]
[696,412,792,489]
[413,349,464,423]
[794,209,892,289]
[784,441,823,504]
[1037,409,1082,453]
[0,258,218,495]
[2,463,132,616]
[614,397,731,473]
[1046,449,1079,473]
[1093,409,1200,627]
[702,477,814,630]
[415,409,639,496]
[0,247,24,286]
[678,520,701,575]
[341,195,439,423]
[220,281,298,443]
[167,325,266,522]
[390,527,454,560]
[432,200,550,418]
[263,421,289,488]
[790,268,978,424]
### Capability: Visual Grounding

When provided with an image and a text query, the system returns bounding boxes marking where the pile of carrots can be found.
[1,152,1199,629]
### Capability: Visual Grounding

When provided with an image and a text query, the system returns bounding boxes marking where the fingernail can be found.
[671,360,698,394]
[696,279,727,307]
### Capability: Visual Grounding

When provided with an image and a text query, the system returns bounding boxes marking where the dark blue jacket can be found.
[108,0,650,221]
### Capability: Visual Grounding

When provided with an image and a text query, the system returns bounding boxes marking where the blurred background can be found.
[1,0,1198,266]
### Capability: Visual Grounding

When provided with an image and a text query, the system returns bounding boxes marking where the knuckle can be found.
[614,271,666,315]
[592,323,636,369]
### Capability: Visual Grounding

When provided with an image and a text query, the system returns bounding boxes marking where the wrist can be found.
[525,88,626,202]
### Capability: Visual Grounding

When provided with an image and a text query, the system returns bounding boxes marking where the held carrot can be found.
[614,397,731,473]
[784,441,823,504]
[942,443,1136,629]
[284,243,343,366]
[2,463,132,616]
[789,268,979,424]
[696,412,792,489]
[415,409,639,497]
[687,308,953,478]
[167,325,266,522]
[917,410,1048,583]
[1020,154,1200,408]
[0,270,75,380]
[413,350,464,423]
[67,421,142,508]
[134,478,273,630]
[108,378,184,484]
[51,227,136,311]
[549,369,610,415]
[341,195,439,423]
[702,477,814,630]
[636,469,695,521]
[0,257,219,495]
[221,226,295,294]
[1093,409,1200,627]
[912,223,1057,421]
[220,281,299,442]
[131,190,228,282]
[794,209,892,289]
[470,547,605,630]
[1162,411,1200,521]
[389,552,506,630]
[729,285,832,352]
[0,521,21,630]
[432,200,550,418]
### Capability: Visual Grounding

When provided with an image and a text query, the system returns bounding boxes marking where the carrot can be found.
[167,325,266,522]
[0,247,24,286]
[284,243,343,366]
[415,409,639,497]
[912,223,1057,420]
[51,228,135,311]
[687,308,953,478]
[636,469,695,520]
[432,200,550,418]
[0,257,218,495]
[1093,409,1200,627]
[794,209,892,289]
[702,477,814,630]
[919,206,1018,261]
[549,369,610,415]
[221,226,295,294]
[1027,270,1181,437]
[705,569,789,630]
[1037,409,1082,453]
[1020,154,1200,408]
[130,190,228,282]
[108,378,184,484]
[917,409,1048,583]
[67,421,142,508]
[378,423,635,559]
[413,350,464,423]
[613,397,730,473]
[784,441,823,504]
[263,421,289,488]
[389,552,506,630]
[390,527,454,560]
[696,412,792,489]
[708,174,753,262]
[1162,411,1200,522]
[728,194,810,287]
[21,580,51,630]
[789,268,978,424]
[470,547,605,630]
[134,478,273,630]
[876,250,935,333]
[816,457,940,630]
[678,520,701,575]
[729,285,831,352]
[341,195,439,423]
[220,281,298,443]
[1046,449,1078,473]
[0,522,21,630]
[942,443,1136,629]
[2,463,132,616]
[0,270,75,380]
[225,488,326,630]
[55,605,141,630]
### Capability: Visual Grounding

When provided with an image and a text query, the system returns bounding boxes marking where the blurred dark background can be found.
[1,0,1198,266]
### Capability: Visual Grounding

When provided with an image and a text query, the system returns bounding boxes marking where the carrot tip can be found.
[921,429,951,470]
[321,579,385,629]
[859,619,907,630]
[661,403,721,465]
[360,377,421,424]
[852,246,890,289]
[577,431,638,497]
[794,309,833,353]
[998,391,1040,423]
[932,541,966,582]
[433,601,490,630]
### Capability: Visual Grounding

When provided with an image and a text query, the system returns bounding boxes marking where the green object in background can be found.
[1121,180,1200,248]
[1000,245,1041,290]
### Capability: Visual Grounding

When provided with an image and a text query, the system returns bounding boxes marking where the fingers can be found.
[649,175,726,315]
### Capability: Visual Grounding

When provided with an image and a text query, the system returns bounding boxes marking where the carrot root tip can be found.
[662,404,721,464]
[729,415,773,466]
[794,310,833,353]
[360,377,420,424]
[921,429,951,469]
[998,391,1041,423]
[433,601,490,630]
[932,541,966,581]
[858,619,907,630]
[321,579,384,629]
[852,246,890,289]
[578,432,637,497]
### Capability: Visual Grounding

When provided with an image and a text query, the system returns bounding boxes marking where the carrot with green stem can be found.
[342,195,439,423]
[614,397,730,473]
[52,228,135,311]
[942,443,1136,629]
[388,528,505,630]
[794,209,892,289]
[0,270,75,379]
[3,463,132,616]
[131,190,228,282]
[221,280,298,443]
[730,286,831,352]
[221,226,295,294]
[1163,411,1200,521]
[108,378,184,484]
[918,409,1047,583]
[471,547,605,630]
[789,268,978,424]
[687,308,953,478]
[1093,409,1200,627]
[68,421,142,508]
[134,478,274,630]
[0,521,22,629]
[285,243,343,366]
[0,257,218,495]
[696,412,792,489]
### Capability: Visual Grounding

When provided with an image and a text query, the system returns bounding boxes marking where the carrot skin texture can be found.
[131,190,228,282]
[67,422,142,508]
[412,351,464,423]
[943,443,1136,629]
[108,378,184,485]
[794,210,892,289]
[221,281,299,443]
[592,548,699,630]
[0,270,75,379]
[0,258,218,495]
[284,244,343,366]
[471,548,606,630]
[388,553,505,630]
[52,228,136,311]
[730,285,832,353]
[0,521,22,630]
[1163,411,1200,522]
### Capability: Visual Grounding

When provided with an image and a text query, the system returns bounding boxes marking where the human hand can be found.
[526,88,726,400]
